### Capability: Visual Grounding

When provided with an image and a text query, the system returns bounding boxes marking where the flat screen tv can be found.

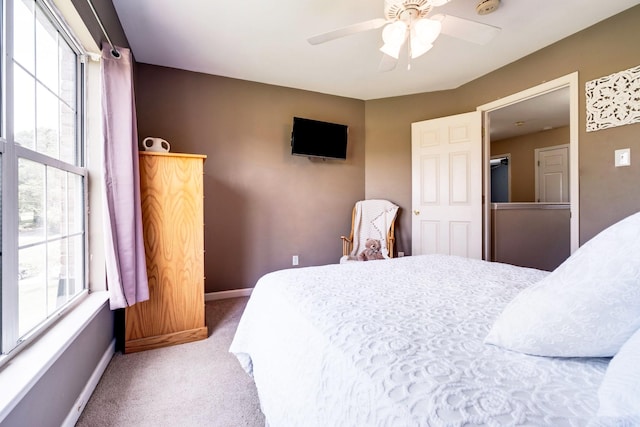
[291,117,348,160]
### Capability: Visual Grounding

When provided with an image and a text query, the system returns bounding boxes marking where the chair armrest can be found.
[387,235,395,258]
[341,236,352,257]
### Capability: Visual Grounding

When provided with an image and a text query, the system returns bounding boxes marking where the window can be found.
[1,0,87,356]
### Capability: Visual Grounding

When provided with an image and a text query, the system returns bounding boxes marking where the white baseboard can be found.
[205,288,253,301]
[61,338,115,427]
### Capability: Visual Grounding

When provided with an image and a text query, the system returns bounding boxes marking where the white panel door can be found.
[536,145,569,202]
[411,111,482,258]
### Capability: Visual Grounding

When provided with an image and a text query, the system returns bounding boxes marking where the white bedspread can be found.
[230,255,609,426]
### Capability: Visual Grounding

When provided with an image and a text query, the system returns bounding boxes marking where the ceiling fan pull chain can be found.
[407,41,412,70]
[407,15,412,70]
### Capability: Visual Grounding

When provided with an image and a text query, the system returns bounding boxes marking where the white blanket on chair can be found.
[349,199,398,259]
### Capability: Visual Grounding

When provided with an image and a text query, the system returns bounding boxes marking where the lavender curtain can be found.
[101,43,149,309]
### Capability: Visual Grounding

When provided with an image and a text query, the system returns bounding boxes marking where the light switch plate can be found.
[615,148,631,167]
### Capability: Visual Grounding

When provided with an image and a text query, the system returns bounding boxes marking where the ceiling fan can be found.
[308,0,501,70]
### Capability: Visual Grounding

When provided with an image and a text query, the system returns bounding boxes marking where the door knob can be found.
[413,210,420,215]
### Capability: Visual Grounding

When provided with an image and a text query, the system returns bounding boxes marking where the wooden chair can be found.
[341,199,399,262]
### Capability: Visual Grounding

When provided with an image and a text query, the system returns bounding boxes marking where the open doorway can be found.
[490,154,511,203]
[478,73,579,269]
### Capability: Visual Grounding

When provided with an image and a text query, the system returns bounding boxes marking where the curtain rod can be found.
[86,0,121,58]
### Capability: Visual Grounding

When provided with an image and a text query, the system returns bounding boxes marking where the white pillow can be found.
[485,210,640,357]
[597,327,640,417]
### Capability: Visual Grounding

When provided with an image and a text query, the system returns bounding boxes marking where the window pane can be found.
[63,235,84,302]
[14,64,36,149]
[60,102,76,164]
[68,173,83,234]
[47,238,64,312]
[70,236,84,298]
[60,36,77,165]
[18,158,45,236]
[14,0,35,73]
[59,39,76,109]
[36,82,59,157]
[18,157,45,336]
[19,244,47,336]
[48,236,84,312]
[17,161,86,335]
[47,167,66,237]
[35,6,59,95]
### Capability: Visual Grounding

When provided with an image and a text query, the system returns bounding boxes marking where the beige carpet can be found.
[76,297,264,427]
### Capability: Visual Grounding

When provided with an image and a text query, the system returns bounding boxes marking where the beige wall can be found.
[135,66,365,291]
[491,126,569,202]
[491,206,570,271]
[366,5,640,251]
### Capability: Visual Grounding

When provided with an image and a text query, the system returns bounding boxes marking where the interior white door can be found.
[411,111,483,258]
[536,145,569,202]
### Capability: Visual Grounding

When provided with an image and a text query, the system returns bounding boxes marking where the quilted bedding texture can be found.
[230,254,609,427]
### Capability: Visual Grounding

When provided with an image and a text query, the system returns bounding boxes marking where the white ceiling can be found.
[111,0,639,101]
[489,87,570,140]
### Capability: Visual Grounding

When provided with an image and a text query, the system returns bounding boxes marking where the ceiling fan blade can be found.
[308,18,388,45]
[378,53,398,72]
[432,14,500,45]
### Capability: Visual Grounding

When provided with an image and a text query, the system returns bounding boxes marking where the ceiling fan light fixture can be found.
[382,21,408,45]
[380,21,407,59]
[309,0,502,71]
[413,18,442,45]
[380,42,403,59]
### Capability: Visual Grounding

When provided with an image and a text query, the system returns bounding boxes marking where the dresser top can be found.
[139,151,207,160]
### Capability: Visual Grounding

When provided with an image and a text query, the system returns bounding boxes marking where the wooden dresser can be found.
[124,152,208,353]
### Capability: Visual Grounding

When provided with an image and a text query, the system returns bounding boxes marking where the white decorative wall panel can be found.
[586,64,640,132]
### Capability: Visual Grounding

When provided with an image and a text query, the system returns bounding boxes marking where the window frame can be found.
[1,0,90,360]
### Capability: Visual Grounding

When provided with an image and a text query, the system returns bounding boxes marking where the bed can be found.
[230,212,640,426]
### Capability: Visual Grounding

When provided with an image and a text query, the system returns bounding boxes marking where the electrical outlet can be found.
[615,148,631,167]
[398,252,405,257]
[292,255,299,266]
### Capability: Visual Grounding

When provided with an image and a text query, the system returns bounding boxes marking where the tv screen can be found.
[291,117,348,160]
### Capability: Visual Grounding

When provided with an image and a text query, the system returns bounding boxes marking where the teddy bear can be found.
[358,238,385,261]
